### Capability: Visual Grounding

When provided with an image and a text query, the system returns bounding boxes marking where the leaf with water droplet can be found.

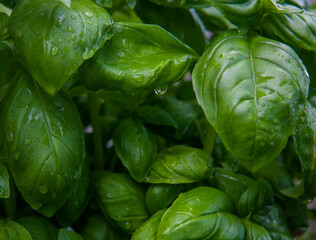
[9,0,113,95]
[81,22,198,94]
[0,162,10,198]
[0,219,32,240]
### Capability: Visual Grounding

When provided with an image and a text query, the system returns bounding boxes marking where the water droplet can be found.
[32,202,42,210]
[84,12,93,18]
[38,185,48,194]
[82,47,93,60]
[117,50,125,57]
[107,193,112,198]
[71,15,76,19]
[7,131,14,142]
[55,15,66,28]
[87,20,93,25]
[37,154,41,158]
[154,87,167,95]
[67,24,74,32]
[146,233,151,237]
[50,171,55,176]
[287,93,293,99]
[125,221,132,230]
[122,38,129,48]
[24,138,31,145]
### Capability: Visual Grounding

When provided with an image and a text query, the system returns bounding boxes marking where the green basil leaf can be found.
[17,215,58,240]
[157,187,245,240]
[193,30,309,172]
[0,0,16,9]
[58,229,84,240]
[293,102,316,199]
[261,3,316,51]
[82,22,198,94]
[210,0,263,27]
[137,105,178,128]
[0,162,10,198]
[113,118,157,182]
[237,178,274,217]
[145,145,213,184]
[145,184,182,215]
[56,161,90,227]
[9,0,113,95]
[243,220,272,240]
[2,69,86,217]
[131,209,165,240]
[0,12,9,40]
[135,0,208,54]
[0,42,13,85]
[94,171,149,234]
[0,219,32,240]
[80,214,129,240]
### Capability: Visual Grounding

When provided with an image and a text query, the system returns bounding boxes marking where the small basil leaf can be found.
[2,70,86,217]
[131,209,166,240]
[82,22,199,94]
[157,187,245,240]
[9,0,113,95]
[145,184,183,215]
[145,145,213,184]
[113,118,157,182]
[0,162,10,198]
[261,3,316,51]
[137,105,178,128]
[193,30,309,172]
[243,220,272,240]
[80,214,129,240]
[58,229,84,240]
[209,168,255,207]
[94,171,149,234]
[17,215,59,240]
[237,179,274,217]
[293,102,316,199]
[135,0,207,54]
[56,161,90,227]
[0,219,32,240]
[210,0,263,27]
[0,42,13,85]
[0,12,9,40]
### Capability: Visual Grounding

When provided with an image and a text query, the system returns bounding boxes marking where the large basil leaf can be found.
[0,219,32,240]
[2,70,86,217]
[0,12,9,40]
[17,215,58,240]
[193,30,309,172]
[293,102,316,199]
[261,3,316,51]
[145,184,182,215]
[94,171,149,234]
[131,209,165,240]
[0,42,12,85]
[135,0,207,54]
[0,162,10,198]
[80,214,129,240]
[157,187,245,240]
[9,0,113,95]
[56,161,90,227]
[113,118,157,182]
[145,145,212,184]
[82,22,198,94]
[58,229,84,240]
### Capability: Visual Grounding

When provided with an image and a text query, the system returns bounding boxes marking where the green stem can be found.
[88,93,105,170]
[203,124,217,156]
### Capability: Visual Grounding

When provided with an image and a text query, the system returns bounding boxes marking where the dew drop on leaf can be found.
[125,221,132,230]
[24,138,31,145]
[84,12,93,18]
[38,185,48,194]
[154,87,167,95]
[122,38,129,49]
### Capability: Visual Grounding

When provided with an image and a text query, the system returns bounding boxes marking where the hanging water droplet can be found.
[125,221,132,230]
[84,12,93,18]
[51,46,58,56]
[38,185,48,194]
[154,87,167,95]
[122,38,129,48]
[24,138,31,145]
[7,131,14,142]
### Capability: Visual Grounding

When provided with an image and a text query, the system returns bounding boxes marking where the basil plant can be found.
[0,0,316,239]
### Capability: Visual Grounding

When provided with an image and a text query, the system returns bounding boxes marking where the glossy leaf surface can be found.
[145,145,212,184]
[82,22,198,94]
[293,102,316,198]
[0,12,9,40]
[58,229,84,240]
[9,0,113,95]
[243,220,272,240]
[145,184,182,215]
[193,30,309,171]
[131,209,165,240]
[113,118,157,182]
[157,187,245,240]
[17,215,58,240]
[261,3,316,51]
[2,70,86,216]
[95,172,149,234]
[0,219,32,240]
[0,162,10,198]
